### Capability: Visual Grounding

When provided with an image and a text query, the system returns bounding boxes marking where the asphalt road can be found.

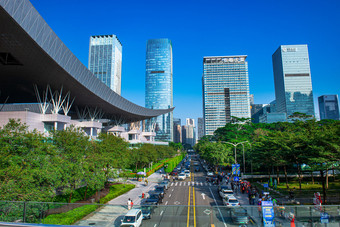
[141,158,258,227]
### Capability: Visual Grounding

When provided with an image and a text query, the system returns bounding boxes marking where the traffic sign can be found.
[262,201,274,227]
[263,183,269,188]
[232,164,240,175]
[320,212,329,223]
[233,176,239,182]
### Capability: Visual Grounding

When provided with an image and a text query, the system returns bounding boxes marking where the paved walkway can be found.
[76,169,164,226]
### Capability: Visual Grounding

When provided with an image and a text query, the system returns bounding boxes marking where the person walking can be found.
[127,198,132,210]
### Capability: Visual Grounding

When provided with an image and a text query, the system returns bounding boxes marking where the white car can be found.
[223,196,240,207]
[219,189,234,199]
[177,173,186,180]
[121,209,143,227]
[207,172,214,176]
[184,170,191,177]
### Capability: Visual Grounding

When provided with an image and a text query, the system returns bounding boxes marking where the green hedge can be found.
[43,183,135,225]
[43,204,97,225]
[99,184,135,204]
[165,153,186,173]
[53,186,97,203]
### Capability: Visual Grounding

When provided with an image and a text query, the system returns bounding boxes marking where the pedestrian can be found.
[145,178,148,186]
[142,193,145,199]
[127,198,132,210]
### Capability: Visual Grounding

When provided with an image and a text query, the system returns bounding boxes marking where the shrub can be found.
[99,184,135,204]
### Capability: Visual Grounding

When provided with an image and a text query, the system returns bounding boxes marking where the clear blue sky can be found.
[30,0,340,123]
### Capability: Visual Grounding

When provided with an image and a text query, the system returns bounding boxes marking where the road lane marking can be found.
[196,182,199,186]
[175,182,178,186]
[172,189,174,192]
[180,182,182,186]
[188,182,190,186]
[187,186,191,227]
[169,194,172,197]
[171,182,174,186]
[183,182,186,186]
[165,201,168,205]
[192,181,194,185]
[154,224,157,227]
[201,193,206,200]
[160,210,164,216]
[209,187,227,227]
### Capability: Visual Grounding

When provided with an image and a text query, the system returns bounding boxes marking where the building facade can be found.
[145,39,173,141]
[203,56,251,135]
[272,45,314,118]
[89,35,122,95]
[318,95,340,120]
[197,117,204,141]
[173,118,182,143]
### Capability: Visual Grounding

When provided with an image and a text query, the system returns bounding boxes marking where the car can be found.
[184,170,191,177]
[219,185,229,192]
[178,173,186,180]
[219,188,234,199]
[120,208,143,227]
[158,180,169,190]
[140,203,155,220]
[170,170,178,176]
[154,186,166,197]
[145,193,163,205]
[230,207,249,225]
[195,167,200,172]
[207,172,214,176]
[223,196,240,207]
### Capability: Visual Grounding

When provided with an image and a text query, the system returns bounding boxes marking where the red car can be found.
[170,170,178,176]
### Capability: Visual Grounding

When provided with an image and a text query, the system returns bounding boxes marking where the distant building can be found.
[249,94,254,105]
[145,39,173,141]
[182,118,196,147]
[272,44,314,118]
[202,56,251,135]
[173,118,182,143]
[89,35,122,95]
[251,104,268,123]
[318,95,340,120]
[197,117,204,140]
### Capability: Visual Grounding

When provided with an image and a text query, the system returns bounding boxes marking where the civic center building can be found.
[0,0,173,144]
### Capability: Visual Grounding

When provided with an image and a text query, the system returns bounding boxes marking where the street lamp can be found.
[223,141,248,164]
[239,142,251,175]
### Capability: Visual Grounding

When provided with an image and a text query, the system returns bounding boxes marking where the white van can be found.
[121,209,143,227]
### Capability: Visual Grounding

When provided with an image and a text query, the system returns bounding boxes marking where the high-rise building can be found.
[318,95,340,120]
[197,117,204,140]
[272,44,314,118]
[145,39,173,141]
[186,118,195,127]
[88,35,122,95]
[202,56,251,135]
[182,124,195,147]
[173,118,182,143]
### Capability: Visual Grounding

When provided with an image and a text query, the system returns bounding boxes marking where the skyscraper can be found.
[272,44,314,118]
[145,39,173,141]
[173,118,182,143]
[197,117,204,141]
[318,95,340,120]
[202,56,251,135]
[182,119,196,148]
[88,35,122,95]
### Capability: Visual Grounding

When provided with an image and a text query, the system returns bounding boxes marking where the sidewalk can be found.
[76,168,164,226]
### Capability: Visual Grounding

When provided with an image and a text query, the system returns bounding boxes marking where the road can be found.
[141,157,257,227]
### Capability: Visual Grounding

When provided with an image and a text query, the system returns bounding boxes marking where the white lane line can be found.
[192,181,194,185]
[205,182,208,186]
[154,224,157,227]
[196,182,199,186]
[179,182,182,186]
[183,182,186,186]
[160,210,164,216]
[169,194,172,197]
[209,187,227,227]
[175,182,178,186]
[171,182,174,186]
[209,183,212,186]
[200,182,203,186]
[188,182,190,186]
[172,189,174,192]
[165,201,168,205]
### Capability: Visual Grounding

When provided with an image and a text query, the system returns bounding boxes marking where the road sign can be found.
[233,176,239,182]
[232,164,240,175]
[262,201,275,227]
[320,212,329,223]
[263,183,269,188]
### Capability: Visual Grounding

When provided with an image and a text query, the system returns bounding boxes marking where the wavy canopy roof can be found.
[0,0,173,122]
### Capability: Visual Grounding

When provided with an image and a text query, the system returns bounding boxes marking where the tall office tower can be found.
[173,118,182,143]
[89,35,122,95]
[186,118,195,127]
[145,39,173,141]
[272,45,314,118]
[318,95,340,120]
[202,56,251,135]
[249,94,254,105]
[182,124,195,147]
[197,117,204,140]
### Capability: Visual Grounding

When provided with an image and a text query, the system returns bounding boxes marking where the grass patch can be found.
[43,183,135,225]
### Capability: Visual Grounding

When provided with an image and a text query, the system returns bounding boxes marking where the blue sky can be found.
[30,0,340,123]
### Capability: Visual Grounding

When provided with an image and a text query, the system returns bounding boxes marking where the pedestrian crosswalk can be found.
[169,181,215,187]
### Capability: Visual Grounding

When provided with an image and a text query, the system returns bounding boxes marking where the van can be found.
[120,209,143,227]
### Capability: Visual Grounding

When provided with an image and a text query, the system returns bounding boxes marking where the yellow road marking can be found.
[187,186,191,227]
[193,170,196,227]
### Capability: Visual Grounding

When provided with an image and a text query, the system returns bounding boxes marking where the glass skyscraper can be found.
[145,39,173,141]
[88,35,122,95]
[203,56,251,135]
[318,95,340,120]
[272,44,314,117]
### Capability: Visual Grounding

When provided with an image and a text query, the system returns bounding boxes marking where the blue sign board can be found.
[232,164,240,175]
[320,212,329,224]
[262,201,275,227]
[233,176,239,182]
[263,183,269,188]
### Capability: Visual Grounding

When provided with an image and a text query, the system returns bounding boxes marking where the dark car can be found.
[145,193,163,205]
[140,202,155,219]
[230,207,249,225]
[195,167,200,172]
[159,180,170,190]
[219,185,229,192]
[154,186,166,197]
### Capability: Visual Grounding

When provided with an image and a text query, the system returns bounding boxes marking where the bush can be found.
[99,184,135,204]
[53,186,97,203]
[43,204,97,225]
